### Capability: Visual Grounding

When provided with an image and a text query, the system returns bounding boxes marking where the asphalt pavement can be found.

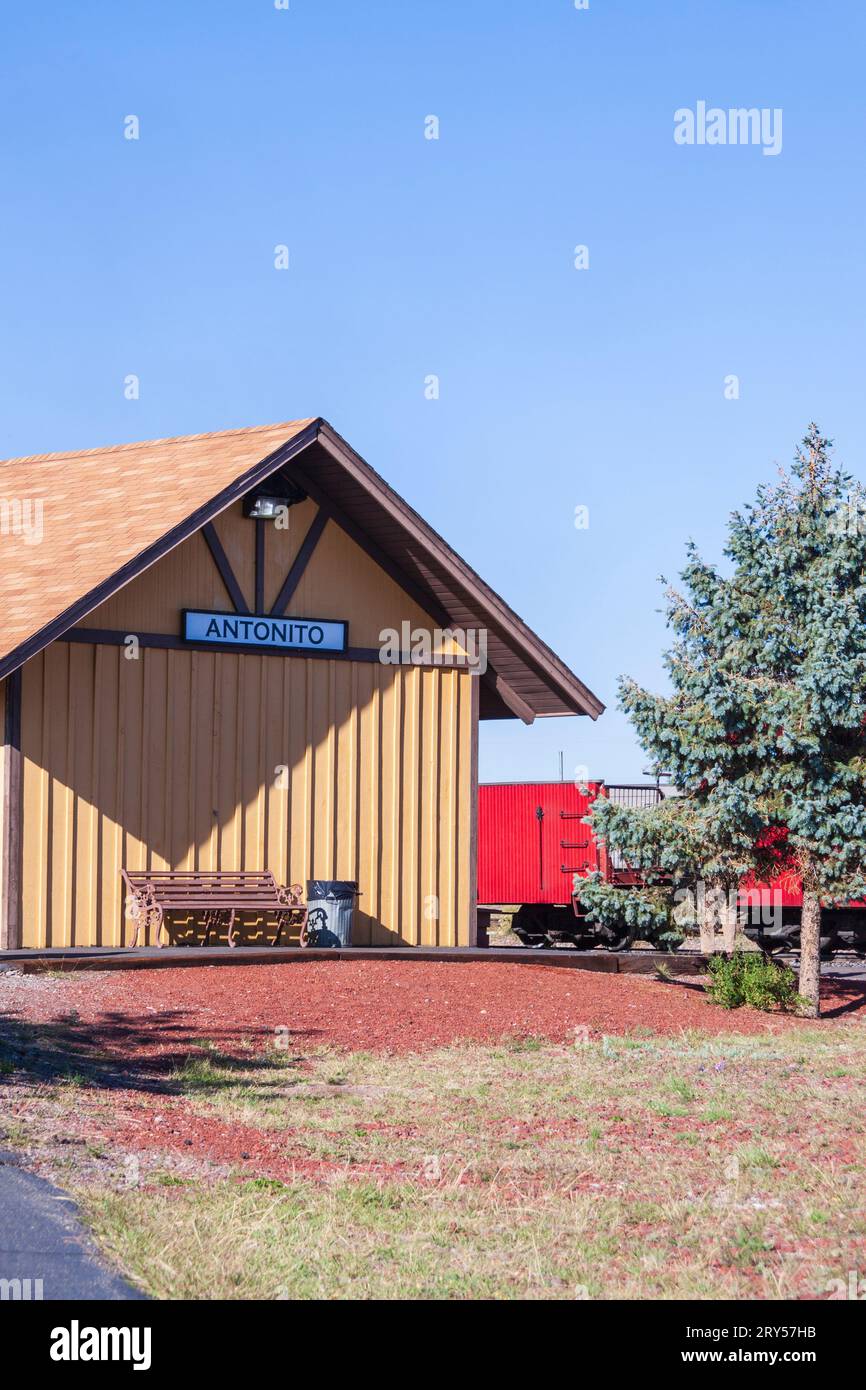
[0,1152,145,1300]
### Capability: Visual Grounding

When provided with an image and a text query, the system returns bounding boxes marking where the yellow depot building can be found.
[0,419,601,951]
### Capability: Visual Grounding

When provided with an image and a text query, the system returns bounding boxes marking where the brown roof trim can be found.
[314,422,605,720]
[0,420,321,682]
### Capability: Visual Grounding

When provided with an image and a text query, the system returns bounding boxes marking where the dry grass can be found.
[22,1025,861,1300]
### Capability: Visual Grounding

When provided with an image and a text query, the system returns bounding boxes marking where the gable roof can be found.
[0,418,603,721]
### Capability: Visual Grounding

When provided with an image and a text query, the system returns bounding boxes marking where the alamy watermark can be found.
[0,497,43,546]
[379,621,488,675]
[50,1323,152,1370]
[825,1269,866,1300]
[828,495,866,536]
[674,102,782,157]
[0,1276,43,1300]
[674,882,782,930]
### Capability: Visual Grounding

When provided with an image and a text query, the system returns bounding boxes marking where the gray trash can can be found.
[305,880,357,947]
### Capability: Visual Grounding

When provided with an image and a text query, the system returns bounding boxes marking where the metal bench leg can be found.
[152,904,166,949]
[273,911,288,947]
[227,908,237,948]
[128,902,143,949]
[126,890,145,948]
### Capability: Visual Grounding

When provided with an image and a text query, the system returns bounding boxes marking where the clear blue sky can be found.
[2,1,864,783]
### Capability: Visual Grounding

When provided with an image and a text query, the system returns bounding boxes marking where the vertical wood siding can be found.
[0,678,8,947]
[19,647,474,948]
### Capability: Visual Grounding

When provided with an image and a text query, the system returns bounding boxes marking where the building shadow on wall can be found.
[26,660,407,950]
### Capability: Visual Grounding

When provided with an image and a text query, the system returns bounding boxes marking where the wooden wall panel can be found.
[19,665,48,948]
[9,482,484,952]
[18,649,475,949]
[0,675,24,951]
[0,679,6,945]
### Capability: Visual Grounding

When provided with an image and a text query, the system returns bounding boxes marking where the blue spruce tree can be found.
[577,425,866,1016]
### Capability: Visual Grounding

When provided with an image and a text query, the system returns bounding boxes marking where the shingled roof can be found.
[0,418,603,722]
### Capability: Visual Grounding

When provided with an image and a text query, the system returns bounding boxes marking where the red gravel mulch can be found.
[85,1090,419,1184]
[5,960,864,1065]
[3,960,864,1191]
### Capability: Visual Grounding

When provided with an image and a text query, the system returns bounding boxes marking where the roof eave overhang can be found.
[312,422,605,721]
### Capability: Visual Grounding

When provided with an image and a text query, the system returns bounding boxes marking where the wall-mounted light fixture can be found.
[244,494,284,520]
[243,479,307,520]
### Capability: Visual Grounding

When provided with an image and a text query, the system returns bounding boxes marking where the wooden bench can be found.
[121,870,307,948]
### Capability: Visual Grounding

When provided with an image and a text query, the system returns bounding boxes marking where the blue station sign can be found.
[183,610,348,653]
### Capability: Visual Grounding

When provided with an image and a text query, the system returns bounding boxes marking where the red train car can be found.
[740,837,866,954]
[478,781,659,945]
[478,780,866,953]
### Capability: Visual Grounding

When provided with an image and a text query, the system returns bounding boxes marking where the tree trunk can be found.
[799,891,822,1018]
[721,891,738,953]
[698,880,734,953]
[698,913,715,954]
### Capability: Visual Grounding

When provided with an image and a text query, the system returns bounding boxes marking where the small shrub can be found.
[705,951,805,1013]
[657,929,684,953]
